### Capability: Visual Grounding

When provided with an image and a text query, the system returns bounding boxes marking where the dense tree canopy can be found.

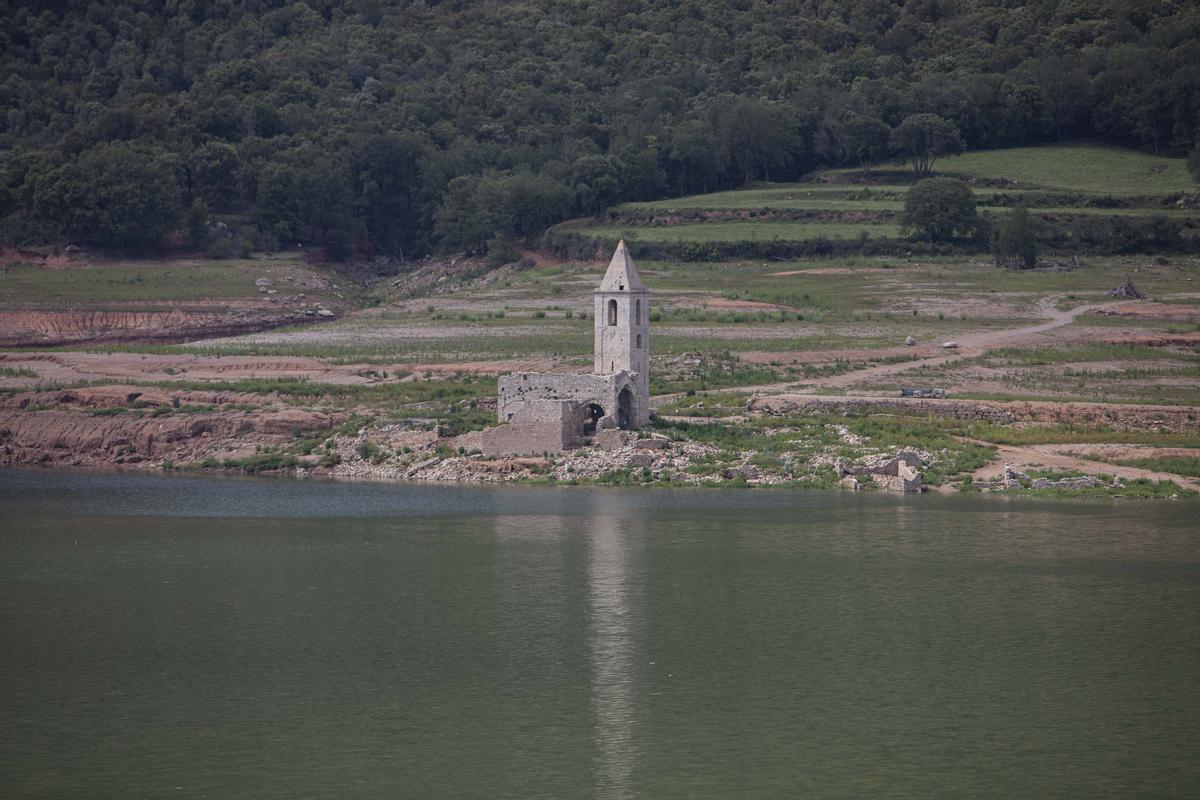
[902,178,978,242]
[1,0,1197,255]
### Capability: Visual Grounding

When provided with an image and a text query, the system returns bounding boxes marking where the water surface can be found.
[1,470,1198,798]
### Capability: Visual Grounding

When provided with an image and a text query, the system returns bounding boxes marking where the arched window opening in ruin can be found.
[583,403,605,436]
[607,299,617,326]
[636,334,642,349]
[617,387,634,429]
[635,299,642,323]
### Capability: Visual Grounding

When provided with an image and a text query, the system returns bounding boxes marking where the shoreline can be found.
[3,461,1196,504]
[2,381,1197,499]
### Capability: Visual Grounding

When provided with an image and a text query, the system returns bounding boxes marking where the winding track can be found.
[711,297,1105,398]
[655,298,1200,491]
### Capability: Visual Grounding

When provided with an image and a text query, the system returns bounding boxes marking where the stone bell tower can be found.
[594,240,649,403]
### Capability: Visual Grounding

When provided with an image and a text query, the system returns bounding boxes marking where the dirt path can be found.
[968,443,1200,492]
[698,298,1113,400]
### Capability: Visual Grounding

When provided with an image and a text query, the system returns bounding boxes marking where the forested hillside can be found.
[2,0,1198,258]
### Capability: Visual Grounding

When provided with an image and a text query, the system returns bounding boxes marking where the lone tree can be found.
[993,202,1038,269]
[1188,132,1200,184]
[902,178,977,242]
[889,114,965,176]
[831,113,891,176]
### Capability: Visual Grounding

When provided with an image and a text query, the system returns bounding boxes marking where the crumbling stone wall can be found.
[459,399,578,457]
[498,371,647,429]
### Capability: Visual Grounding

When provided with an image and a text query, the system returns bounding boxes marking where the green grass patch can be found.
[569,221,904,243]
[0,366,37,378]
[980,343,1191,366]
[1109,455,1200,478]
[959,421,1200,448]
[0,258,345,306]
[930,143,1194,195]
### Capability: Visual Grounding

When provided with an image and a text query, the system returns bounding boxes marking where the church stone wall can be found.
[460,399,577,456]
[499,372,638,426]
[480,242,651,457]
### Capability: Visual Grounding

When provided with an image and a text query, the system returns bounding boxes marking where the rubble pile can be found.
[1107,275,1146,300]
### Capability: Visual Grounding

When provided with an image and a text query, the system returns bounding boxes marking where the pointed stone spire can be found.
[597,240,645,293]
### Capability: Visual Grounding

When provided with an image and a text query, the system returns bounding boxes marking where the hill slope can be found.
[1,1,1198,258]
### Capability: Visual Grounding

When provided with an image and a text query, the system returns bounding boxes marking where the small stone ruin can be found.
[836,449,925,493]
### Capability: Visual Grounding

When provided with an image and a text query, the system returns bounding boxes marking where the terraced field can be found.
[551,144,1199,255]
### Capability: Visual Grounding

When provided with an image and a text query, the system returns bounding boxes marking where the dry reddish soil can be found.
[0,386,338,468]
[700,297,792,311]
[0,352,577,388]
[1094,302,1200,320]
[768,267,898,276]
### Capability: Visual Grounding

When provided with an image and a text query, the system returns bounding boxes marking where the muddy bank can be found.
[0,308,332,347]
[0,386,338,468]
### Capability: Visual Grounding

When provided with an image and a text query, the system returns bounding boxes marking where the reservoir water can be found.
[1,469,1198,798]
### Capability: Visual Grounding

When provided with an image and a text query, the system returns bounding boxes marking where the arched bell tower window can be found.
[607,299,617,326]
[635,299,642,324]
[636,334,642,349]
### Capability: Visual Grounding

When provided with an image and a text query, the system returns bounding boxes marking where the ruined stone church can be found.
[465,241,650,456]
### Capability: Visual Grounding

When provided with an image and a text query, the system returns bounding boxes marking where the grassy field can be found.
[0,256,351,307]
[929,143,1195,195]
[567,221,905,243]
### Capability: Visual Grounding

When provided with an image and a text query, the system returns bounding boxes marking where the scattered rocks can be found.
[722,464,760,480]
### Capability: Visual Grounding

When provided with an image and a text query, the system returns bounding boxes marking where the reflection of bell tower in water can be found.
[593,240,649,405]
[588,502,640,800]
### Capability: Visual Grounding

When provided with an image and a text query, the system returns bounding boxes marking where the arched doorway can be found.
[617,387,634,429]
[583,403,605,436]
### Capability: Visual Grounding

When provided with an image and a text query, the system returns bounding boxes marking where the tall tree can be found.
[830,113,891,175]
[889,114,966,176]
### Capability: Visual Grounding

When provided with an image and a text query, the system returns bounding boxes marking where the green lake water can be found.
[1,469,1198,798]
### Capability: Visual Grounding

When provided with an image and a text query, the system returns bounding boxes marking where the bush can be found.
[993,202,1038,269]
[486,232,518,266]
[902,178,978,242]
